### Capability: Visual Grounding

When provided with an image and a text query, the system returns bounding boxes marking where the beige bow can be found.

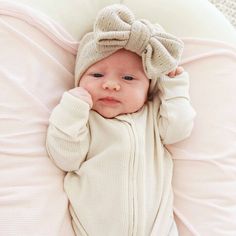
[75,4,184,96]
[94,4,184,79]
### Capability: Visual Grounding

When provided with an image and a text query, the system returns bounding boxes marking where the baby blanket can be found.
[171,39,236,236]
[0,1,76,235]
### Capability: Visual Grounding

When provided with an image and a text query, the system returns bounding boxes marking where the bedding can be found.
[171,39,236,236]
[0,1,77,235]
[1,0,236,235]
[7,0,236,43]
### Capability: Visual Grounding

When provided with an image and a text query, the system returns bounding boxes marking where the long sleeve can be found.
[46,92,90,171]
[157,72,196,144]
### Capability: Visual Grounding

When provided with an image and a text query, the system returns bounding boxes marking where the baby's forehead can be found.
[87,49,144,72]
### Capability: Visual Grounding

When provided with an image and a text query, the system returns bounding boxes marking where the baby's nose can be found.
[102,80,120,91]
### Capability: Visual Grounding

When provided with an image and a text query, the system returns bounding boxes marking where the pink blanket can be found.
[0,1,236,235]
[171,39,236,235]
[0,2,77,235]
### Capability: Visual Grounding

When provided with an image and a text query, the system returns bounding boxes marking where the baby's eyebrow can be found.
[86,69,101,74]
[88,66,105,72]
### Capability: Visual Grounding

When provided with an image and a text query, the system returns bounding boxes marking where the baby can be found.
[46,4,195,236]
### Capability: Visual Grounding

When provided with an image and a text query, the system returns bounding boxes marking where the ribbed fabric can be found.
[46,72,196,235]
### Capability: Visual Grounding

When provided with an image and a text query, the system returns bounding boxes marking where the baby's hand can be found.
[167,66,184,78]
[68,87,93,108]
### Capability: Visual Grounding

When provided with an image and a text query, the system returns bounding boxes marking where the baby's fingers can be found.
[176,66,184,75]
[69,87,93,108]
[167,66,184,78]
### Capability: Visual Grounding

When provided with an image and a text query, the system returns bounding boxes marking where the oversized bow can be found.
[94,4,184,79]
[75,4,184,94]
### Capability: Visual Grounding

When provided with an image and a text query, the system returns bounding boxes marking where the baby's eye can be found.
[92,73,103,78]
[123,75,134,81]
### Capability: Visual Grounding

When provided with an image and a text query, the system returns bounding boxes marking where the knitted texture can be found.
[75,4,184,94]
[209,0,236,29]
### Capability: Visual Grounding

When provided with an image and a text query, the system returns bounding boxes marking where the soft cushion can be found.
[7,0,236,44]
[0,1,77,235]
[169,39,236,235]
[1,0,236,236]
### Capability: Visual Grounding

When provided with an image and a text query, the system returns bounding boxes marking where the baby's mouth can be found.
[99,97,120,105]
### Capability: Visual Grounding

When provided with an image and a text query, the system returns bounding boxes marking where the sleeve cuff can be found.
[159,72,190,100]
[49,92,90,136]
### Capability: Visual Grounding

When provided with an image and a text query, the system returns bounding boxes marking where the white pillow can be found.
[7,0,236,44]
[124,0,236,44]
[6,0,119,40]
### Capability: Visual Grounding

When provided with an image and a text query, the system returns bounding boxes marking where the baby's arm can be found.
[158,67,196,144]
[46,87,92,171]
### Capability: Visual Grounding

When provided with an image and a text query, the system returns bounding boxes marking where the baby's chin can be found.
[92,109,121,119]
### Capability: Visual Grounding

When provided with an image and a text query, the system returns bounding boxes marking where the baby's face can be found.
[79,49,149,118]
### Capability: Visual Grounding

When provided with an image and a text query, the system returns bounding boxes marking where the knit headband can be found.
[75,4,184,94]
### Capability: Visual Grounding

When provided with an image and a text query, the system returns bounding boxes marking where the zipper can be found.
[124,118,138,236]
